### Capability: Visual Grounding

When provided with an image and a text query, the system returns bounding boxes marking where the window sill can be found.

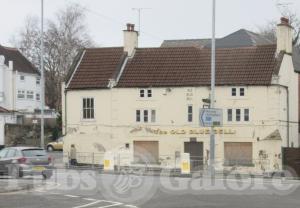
[81,119,96,123]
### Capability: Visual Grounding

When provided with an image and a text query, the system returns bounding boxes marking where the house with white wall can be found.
[62,18,299,173]
[0,45,41,148]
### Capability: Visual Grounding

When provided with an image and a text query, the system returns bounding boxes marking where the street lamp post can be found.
[209,0,216,177]
[40,0,45,148]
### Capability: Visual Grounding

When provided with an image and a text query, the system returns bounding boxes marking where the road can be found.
[0,152,300,208]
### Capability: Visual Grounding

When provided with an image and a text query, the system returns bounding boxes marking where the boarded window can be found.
[224,142,253,166]
[134,141,159,164]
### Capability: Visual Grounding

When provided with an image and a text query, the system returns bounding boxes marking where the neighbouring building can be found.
[0,45,55,147]
[0,106,17,149]
[62,18,299,173]
[0,45,42,112]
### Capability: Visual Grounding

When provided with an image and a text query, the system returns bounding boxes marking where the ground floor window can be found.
[224,142,253,166]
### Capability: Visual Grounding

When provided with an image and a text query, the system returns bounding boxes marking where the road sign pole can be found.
[210,0,216,178]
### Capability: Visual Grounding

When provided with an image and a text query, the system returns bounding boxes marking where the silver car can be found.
[0,147,53,179]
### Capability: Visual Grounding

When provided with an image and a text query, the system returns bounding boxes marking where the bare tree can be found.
[257,12,300,48]
[12,3,93,110]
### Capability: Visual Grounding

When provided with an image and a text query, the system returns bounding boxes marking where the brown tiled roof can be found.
[67,47,125,89]
[0,45,39,75]
[117,44,278,87]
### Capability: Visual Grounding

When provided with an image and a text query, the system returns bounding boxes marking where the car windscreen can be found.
[22,149,47,157]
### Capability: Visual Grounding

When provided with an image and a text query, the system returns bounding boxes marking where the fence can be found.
[59,151,271,175]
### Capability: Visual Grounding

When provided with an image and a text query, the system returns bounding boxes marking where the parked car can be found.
[47,137,63,152]
[0,146,53,179]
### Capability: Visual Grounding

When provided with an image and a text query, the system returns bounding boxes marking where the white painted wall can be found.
[63,82,297,171]
[15,71,41,112]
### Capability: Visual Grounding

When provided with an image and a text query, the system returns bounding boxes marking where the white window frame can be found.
[17,90,25,99]
[26,91,34,100]
[240,88,245,96]
[36,93,40,101]
[139,89,145,98]
[188,105,193,122]
[20,75,25,81]
[227,109,233,122]
[139,88,153,98]
[36,77,41,85]
[151,109,156,123]
[136,110,141,122]
[231,88,237,96]
[147,89,152,97]
[82,97,95,120]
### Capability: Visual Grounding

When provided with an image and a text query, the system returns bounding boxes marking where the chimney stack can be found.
[277,17,293,54]
[123,23,138,57]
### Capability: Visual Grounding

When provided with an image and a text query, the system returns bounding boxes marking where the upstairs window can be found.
[20,75,25,81]
[151,110,156,123]
[236,109,241,122]
[231,88,237,96]
[36,93,40,101]
[17,90,25,99]
[136,110,141,122]
[188,105,193,122]
[139,89,152,98]
[143,110,148,123]
[136,109,156,123]
[240,88,245,96]
[244,109,249,121]
[26,91,34,99]
[140,89,145,97]
[227,109,233,122]
[147,89,152,97]
[82,98,94,120]
[36,78,41,85]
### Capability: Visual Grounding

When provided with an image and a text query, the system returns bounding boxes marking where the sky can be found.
[0,0,299,48]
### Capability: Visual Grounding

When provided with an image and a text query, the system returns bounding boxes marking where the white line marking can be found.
[125,205,138,208]
[73,200,103,208]
[83,198,97,201]
[65,194,80,198]
[98,203,122,208]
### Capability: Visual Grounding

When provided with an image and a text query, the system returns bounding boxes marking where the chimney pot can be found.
[126,23,131,31]
[280,17,289,25]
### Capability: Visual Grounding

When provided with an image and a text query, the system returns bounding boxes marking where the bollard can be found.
[103,151,115,171]
[181,153,191,174]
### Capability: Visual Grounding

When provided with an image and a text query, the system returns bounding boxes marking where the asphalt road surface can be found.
[0,168,300,208]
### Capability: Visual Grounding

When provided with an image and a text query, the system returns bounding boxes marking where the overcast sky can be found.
[0,0,299,48]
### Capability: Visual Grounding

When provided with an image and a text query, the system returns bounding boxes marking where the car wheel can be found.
[47,145,54,152]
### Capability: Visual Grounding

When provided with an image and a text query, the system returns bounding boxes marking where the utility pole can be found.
[209,0,216,177]
[132,8,151,36]
[40,0,45,148]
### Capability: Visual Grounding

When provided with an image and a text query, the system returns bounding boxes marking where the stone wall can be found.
[5,124,53,147]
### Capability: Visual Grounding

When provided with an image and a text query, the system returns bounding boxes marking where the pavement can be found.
[0,168,299,208]
[1,152,300,208]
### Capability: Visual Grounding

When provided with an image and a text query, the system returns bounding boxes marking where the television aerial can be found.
[276,0,293,17]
